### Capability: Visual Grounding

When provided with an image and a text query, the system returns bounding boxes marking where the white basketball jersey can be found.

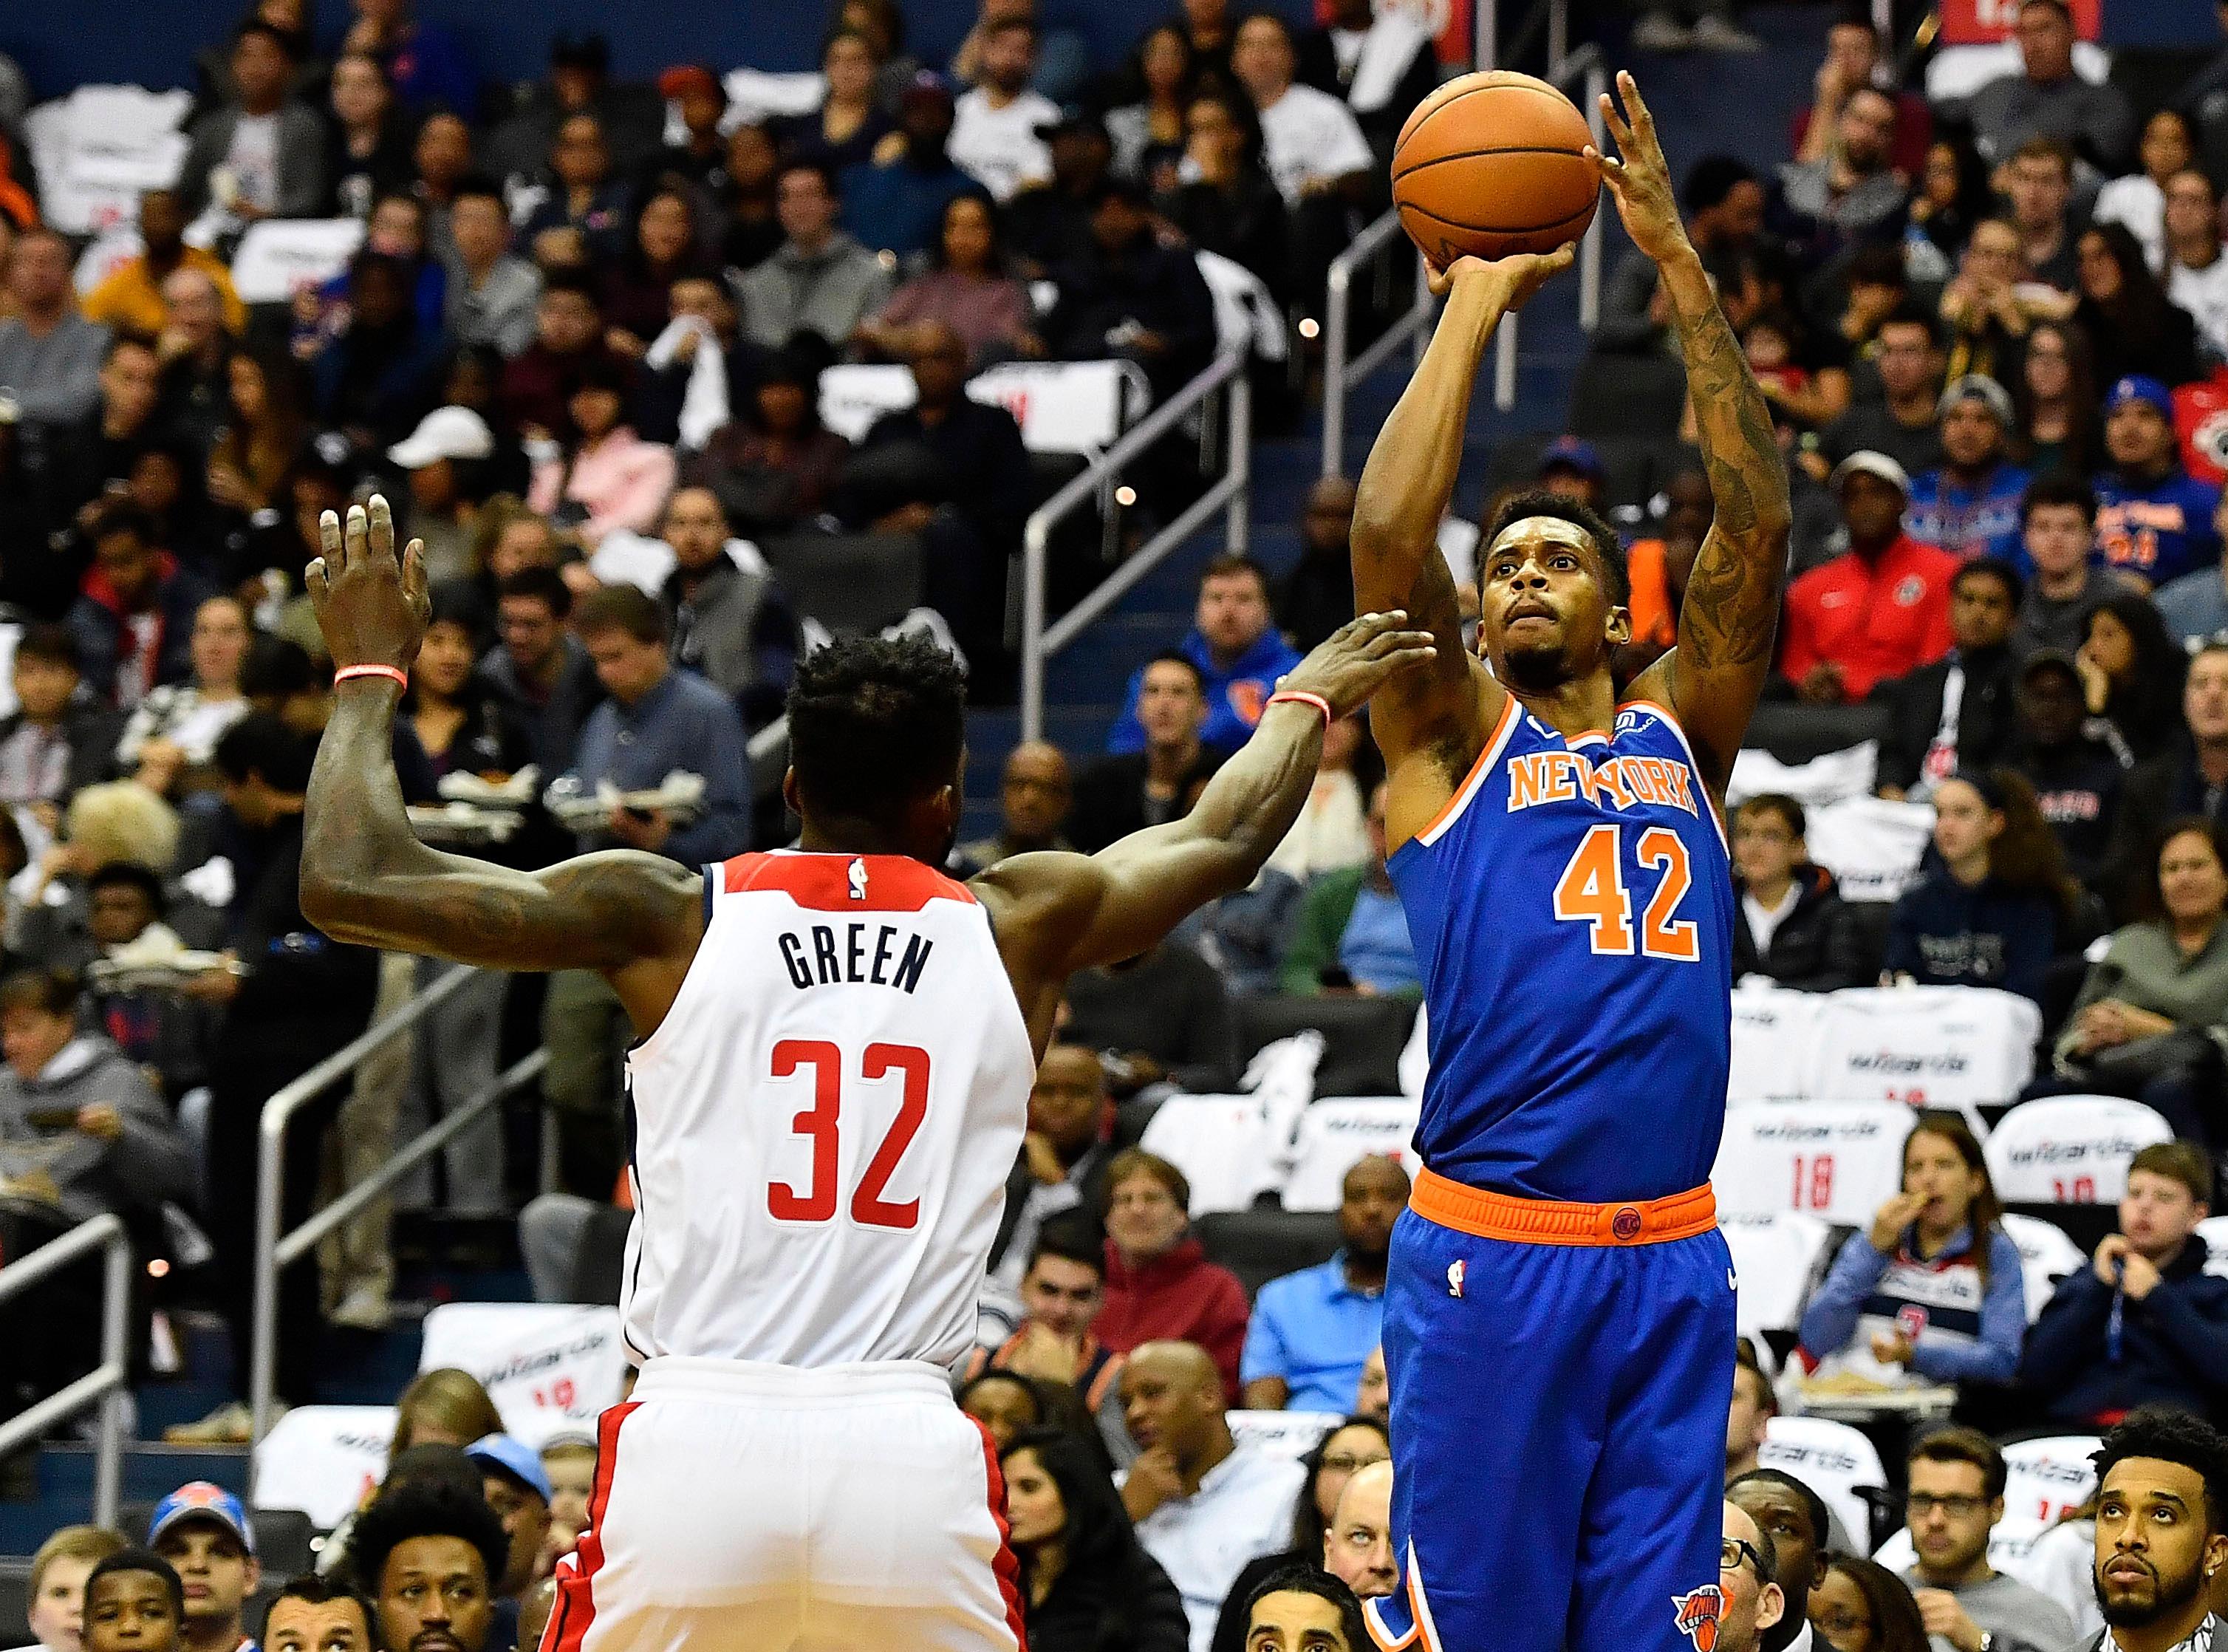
[619,850,1035,1369]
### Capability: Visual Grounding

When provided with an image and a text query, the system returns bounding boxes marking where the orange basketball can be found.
[1392,70,1601,266]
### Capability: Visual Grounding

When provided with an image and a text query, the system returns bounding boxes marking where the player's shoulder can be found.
[721,850,980,911]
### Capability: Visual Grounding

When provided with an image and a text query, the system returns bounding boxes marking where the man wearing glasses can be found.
[1900,1427,2078,1652]
[1715,1501,1788,1652]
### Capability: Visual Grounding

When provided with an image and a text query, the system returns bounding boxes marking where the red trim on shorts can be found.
[542,1401,639,1652]
[720,852,980,909]
[970,1416,1030,1651]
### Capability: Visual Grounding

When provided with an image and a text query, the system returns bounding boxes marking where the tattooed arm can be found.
[1598,72,1792,796]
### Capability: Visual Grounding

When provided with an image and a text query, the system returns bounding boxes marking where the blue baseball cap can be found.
[465,1434,553,1503]
[1540,435,1605,483]
[148,1483,255,1554]
[2106,375,2173,417]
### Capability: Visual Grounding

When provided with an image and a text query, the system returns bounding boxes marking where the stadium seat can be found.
[1568,351,1689,440]
[1236,994,1417,1102]
[251,1404,399,1529]
[563,1203,637,1306]
[1740,703,1893,767]
[758,534,926,638]
[1981,1096,2176,1206]
[1727,986,1828,1105]
[1712,1100,1913,1225]
[2199,1214,2228,1276]
[1138,1093,1285,1216]
[1999,1434,2102,1525]
[1721,1211,1835,1337]
[1227,1410,1344,1459]
[417,1303,626,1445]
[2003,1200,2119,1257]
[1282,1097,1421,1211]
[1801,796,1936,903]
[1808,987,2041,1118]
[1998,1212,2089,1323]
[1758,1415,1888,1554]
[1726,743,1879,811]
[1194,1209,1342,1297]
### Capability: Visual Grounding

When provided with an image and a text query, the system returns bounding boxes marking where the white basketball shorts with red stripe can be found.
[540,1358,1025,1652]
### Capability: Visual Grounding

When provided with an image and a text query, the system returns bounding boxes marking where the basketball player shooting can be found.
[1350,72,1791,1650]
[297,496,1435,1652]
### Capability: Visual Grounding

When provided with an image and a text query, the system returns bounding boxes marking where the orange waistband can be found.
[1409,1167,1717,1246]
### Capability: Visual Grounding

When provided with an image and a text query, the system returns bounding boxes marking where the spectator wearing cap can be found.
[1537,437,1607,512]
[855,191,1033,370]
[1043,175,1216,399]
[353,1484,508,1652]
[1908,375,2032,563]
[526,360,675,550]
[1109,554,1299,755]
[1782,452,1957,704]
[465,1436,553,1603]
[838,77,977,262]
[442,177,540,361]
[389,407,495,586]
[949,18,1059,202]
[148,1484,260,1652]
[2094,375,2224,590]
[737,161,894,355]
[1876,557,2025,799]
[1956,0,2134,170]
[1002,112,1113,276]
[653,65,728,190]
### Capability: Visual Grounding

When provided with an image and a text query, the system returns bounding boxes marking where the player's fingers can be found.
[344,502,369,570]
[319,508,344,568]
[304,556,329,604]
[403,536,431,616]
[1596,92,1632,151]
[368,493,401,574]
[1617,69,1654,134]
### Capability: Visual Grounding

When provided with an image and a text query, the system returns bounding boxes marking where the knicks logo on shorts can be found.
[1672,1585,1723,1650]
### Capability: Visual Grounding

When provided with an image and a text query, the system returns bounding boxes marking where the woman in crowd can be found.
[1795,1111,2025,1392]
[1002,1428,1190,1652]
[2077,593,2187,761]
[2094,109,2198,274]
[389,1367,505,1457]
[2052,818,2228,1147]
[207,348,307,519]
[2011,320,2101,479]
[322,51,411,219]
[958,1370,1048,1453]
[855,191,1031,370]
[1808,1554,1933,1652]
[775,30,893,177]
[719,123,785,271]
[601,188,714,358]
[406,594,531,785]
[1730,793,1862,990]
[1265,714,1371,884]
[527,359,677,548]
[1153,89,1288,296]
[1882,770,2078,1004]
[1090,1149,1249,1399]
[1907,135,1992,276]
[1209,1417,1390,1652]
[115,594,253,804]
[677,351,850,535]
[2075,222,2202,388]
[1106,24,1195,192]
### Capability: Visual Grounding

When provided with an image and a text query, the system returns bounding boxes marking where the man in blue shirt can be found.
[1107,555,1301,755]
[1907,375,2031,562]
[1240,1154,1408,1412]
[2094,375,2224,590]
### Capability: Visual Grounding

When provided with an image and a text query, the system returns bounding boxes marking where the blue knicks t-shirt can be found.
[1387,696,1735,1205]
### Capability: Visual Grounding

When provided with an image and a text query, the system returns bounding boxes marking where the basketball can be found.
[1392,70,1602,267]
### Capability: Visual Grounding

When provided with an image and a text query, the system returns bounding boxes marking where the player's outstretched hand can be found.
[1586,70,1690,267]
[307,493,431,676]
[1277,610,1438,720]
[1426,240,1576,306]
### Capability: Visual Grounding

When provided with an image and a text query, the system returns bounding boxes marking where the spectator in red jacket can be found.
[1094,1149,1249,1399]
[1781,451,1958,703]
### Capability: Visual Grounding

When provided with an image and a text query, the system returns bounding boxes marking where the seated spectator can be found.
[81,191,245,343]
[1808,1555,1933,1652]
[1108,24,1195,191]
[988,1045,1113,1290]
[680,350,850,536]
[463,1436,552,1605]
[1772,85,1908,269]
[1110,557,1300,755]
[1614,468,1711,677]
[354,1484,508,1652]
[958,1368,1049,1453]
[2097,109,2198,276]
[2003,137,2079,293]
[1897,1429,2079,1652]
[855,191,1031,369]
[2012,475,2113,654]
[16,781,188,966]
[1279,784,1418,998]
[0,228,111,428]
[2007,649,2139,894]
[262,1576,375,1652]
[405,591,529,785]
[0,625,126,832]
[295,191,446,358]
[2136,643,2228,830]
[948,19,1057,202]
[1043,177,1217,398]
[116,595,252,801]
[344,0,474,117]
[1958,0,2134,169]
[519,113,630,261]
[1241,1156,1405,1412]
[968,1225,1130,1457]
[24,1527,127,1652]
[1731,794,1861,990]
[657,487,795,725]
[775,30,894,179]
[205,348,307,522]
[1793,11,1933,177]
[307,255,448,453]
[1938,220,2044,389]
[1781,453,1955,704]
[1884,768,2074,1000]
[2020,1143,2228,1426]
[1238,1567,1367,1652]
[837,75,976,263]
[1319,1462,1394,1603]
[652,63,726,190]
[2095,377,2223,593]
[527,361,676,550]
[1718,1501,1788,1652]
[1155,90,1290,302]
[81,1553,183,1652]
[1065,939,1238,1097]
[2078,227,2204,389]
[0,965,190,1223]
[2164,168,2228,366]
[1118,1340,1308,1647]
[2077,593,2189,762]
[1598,156,1763,354]
[1210,1419,1391,1652]
[1878,558,2023,797]
[148,1484,259,1652]
[387,407,496,586]
[1295,0,1439,157]
[1070,655,1225,855]
[1909,377,2031,563]
[175,23,327,231]
[1229,12,1370,212]
[1797,1112,2023,1390]
[629,273,767,454]
[444,178,541,361]
[67,509,214,711]
[955,742,1071,874]
[1265,713,1370,887]
[1095,1152,1249,1395]
[323,50,411,219]
[1003,114,1114,277]
[83,862,213,1101]
[2013,322,2102,482]
[502,274,613,440]
[2051,819,2228,1146]
[482,568,603,780]
[2085,1411,2228,1648]
[717,123,785,272]
[601,189,713,358]
[1001,1428,1191,1652]
[1725,1339,1773,1484]
[738,162,895,355]
[1818,306,1945,483]
[1726,1472,1830,1639]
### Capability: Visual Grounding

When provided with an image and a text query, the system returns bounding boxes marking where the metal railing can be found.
[1019,350,1251,741]
[1492,39,1610,411]
[1320,212,1435,479]
[0,1214,131,1526]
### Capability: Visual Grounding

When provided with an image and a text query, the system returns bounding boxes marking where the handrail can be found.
[0,1214,131,1526]
[251,1041,550,1455]
[1319,208,1435,479]
[1493,41,1609,410]
[1019,350,1251,741]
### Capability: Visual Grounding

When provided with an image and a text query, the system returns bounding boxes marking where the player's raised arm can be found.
[298,498,701,987]
[1594,71,1791,792]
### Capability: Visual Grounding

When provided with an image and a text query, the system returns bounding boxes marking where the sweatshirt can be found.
[1094,1236,1251,1401]
[1797,1223,2027,1387]
[0,1036,192,1223]
[2018,1235,2228,1425]
[1882,871,2058,1003]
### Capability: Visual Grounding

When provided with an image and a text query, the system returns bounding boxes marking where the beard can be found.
[1498,637,1574,694]
[2096,1553,2206,1627]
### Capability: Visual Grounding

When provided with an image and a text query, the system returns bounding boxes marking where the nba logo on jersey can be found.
[1672,1585,1723,1649]
[847,858,867,900]
[1446,1258,1465,1298]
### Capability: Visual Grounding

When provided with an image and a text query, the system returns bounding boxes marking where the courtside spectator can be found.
[2077,228,2203,390]
[1119,1341,1308,1652]
[1110,557,1300,755]
[954,743,1072,875]
[2020,1143,2228,1427]
[0,229,109,427]
[1718,1501,1788,1652]
[1212,1420,1391,1652]
[81,191,245,341]
[1876,559,2023,797]
[1070,655,1225,853]
[1096,1152,1249,1397]
[948,19,1056,202]
[2012,477,2117,656]
[2085,1410,2228,1648]
[262,1577,374,1652]
[1731,795,1861,990]
[81,1552,183,1652]
[1240,1567,1367,1652]
[1909,377,2030,563]
[1277,784,1418,998]
[24,1527,127,1652]
[1819,306,1944,482]
[463,1435,552,1603]
[2077,595,2190,762]
[2006,651,2135,888]
[1240,1156,1406,1412]
[957,1370,1047,1453]
[1810,1556,1932,1652]
[657,488,796,724]
[1882,770,2073,1002]
[1001,1428,1190,1652]
[1898,1429,2078,1652]
[1320,1463,1394,1601]
[148,1486,258,1652]
[1958,0,2134,169]
[1729,1470,1830,1648]
[354,1484,507,1652]
[2094,377,2223,590]
[525,359,675,548]
[968,1223,1129,1458]
[1780,453,1955,703]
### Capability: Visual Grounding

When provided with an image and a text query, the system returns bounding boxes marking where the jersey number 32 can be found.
[767,1040,930,1230]
[1551,823,1700,961]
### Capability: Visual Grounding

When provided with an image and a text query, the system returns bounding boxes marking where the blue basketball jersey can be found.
[1387,694,1735,1204]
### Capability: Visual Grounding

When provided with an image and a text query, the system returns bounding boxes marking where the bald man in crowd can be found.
[954,740,1073,873]
[1325,1461,1397,1601]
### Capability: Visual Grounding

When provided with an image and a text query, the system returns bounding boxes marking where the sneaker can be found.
[329,1283,391,1331]
[163,1400,255,1445]
[1691,14,1764,50]
[1630,10,1694,50]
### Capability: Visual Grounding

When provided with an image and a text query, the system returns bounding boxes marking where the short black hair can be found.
[779,158,839,199]
[16,622,81,673]
[2093,1407,2228,1534]
[1729,1469,1832,1559]
[1682,154,1756,215]
[242,635,316,702]
[268,1574,376,1641]
[1027,1212,1105,1278]
[786,632,968,830]
[1199,552,1269,598]
[103,330,160,365]
[2020,470,2096,525]
[1142,650,1206,693]
[348,1482,509,1599]
[85,1549,185,1617]
[539,270,601,307]
[1243,1563,1367,1651]
[89,860,166,914]
[215,712,313,793]
[0,966,82,1020]
[1482,488,1630,607]
[449,174,506,211]
[92,502,161,549]
[1875,301,1941,348]
[570,582,666,646]
[497,566,573,620]
[1954,554,2024,606]
[235,18,299,56]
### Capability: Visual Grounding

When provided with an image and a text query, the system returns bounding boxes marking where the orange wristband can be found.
[1268,690,1332,723]
[334,664,408,689]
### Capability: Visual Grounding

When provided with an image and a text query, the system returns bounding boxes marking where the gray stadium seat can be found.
[758,533,926,637]
[1235,994,1418,1101]
[1195,1209,1342,1299]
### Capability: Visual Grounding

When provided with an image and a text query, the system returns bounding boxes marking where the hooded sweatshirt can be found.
[0,1035,192,1222]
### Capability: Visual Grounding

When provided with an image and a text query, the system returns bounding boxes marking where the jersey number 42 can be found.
[1551,823,1700,961]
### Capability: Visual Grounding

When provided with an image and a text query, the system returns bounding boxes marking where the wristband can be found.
[334,663,408,689]
[1268,690,1333,724]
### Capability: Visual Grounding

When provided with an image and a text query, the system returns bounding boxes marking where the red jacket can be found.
[1780,533,1958,703]
[1093,1236,1251,1401]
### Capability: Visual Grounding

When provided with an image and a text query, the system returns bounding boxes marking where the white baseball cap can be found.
[387,406,495,469]
[1827,448,1911,498]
